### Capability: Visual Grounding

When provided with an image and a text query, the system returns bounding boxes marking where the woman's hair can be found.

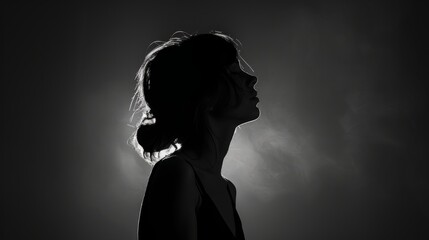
[129,30,249,165]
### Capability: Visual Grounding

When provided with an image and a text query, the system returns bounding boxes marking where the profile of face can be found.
[213,60,260,125]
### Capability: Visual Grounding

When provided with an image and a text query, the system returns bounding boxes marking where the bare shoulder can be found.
[151,156,196,184]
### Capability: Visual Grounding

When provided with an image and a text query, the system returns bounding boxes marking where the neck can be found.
[177,113,238,176]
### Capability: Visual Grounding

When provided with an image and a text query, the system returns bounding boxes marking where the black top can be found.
[138,155,246,240]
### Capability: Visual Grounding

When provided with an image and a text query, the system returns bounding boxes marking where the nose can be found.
[247,75,257,88]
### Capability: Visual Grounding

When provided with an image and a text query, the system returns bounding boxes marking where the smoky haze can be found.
[3,1,427,240]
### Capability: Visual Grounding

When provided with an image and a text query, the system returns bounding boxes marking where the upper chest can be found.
[194,171,238,236]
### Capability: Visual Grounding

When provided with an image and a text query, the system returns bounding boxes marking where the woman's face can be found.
[217,60,260,125]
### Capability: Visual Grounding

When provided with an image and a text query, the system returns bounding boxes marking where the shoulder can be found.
[146,156,200,205]
[155,156,194,174]
[140,157,200,238]
[149,156,198,190]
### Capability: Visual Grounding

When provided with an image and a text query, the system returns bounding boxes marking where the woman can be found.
[129,31,259,240]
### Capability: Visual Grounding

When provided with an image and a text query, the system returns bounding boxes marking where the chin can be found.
[249,108,260,121]
[240,108,260,125]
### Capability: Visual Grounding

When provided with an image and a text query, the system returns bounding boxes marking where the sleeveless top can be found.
[138,155,246,240]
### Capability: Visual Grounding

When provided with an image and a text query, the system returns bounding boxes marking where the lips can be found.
[250,96,259,102]
[250,92,259,101]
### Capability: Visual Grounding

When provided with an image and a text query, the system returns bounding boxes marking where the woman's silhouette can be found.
[129,31,259,240]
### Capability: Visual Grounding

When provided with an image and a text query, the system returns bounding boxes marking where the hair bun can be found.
[136,118,176,153]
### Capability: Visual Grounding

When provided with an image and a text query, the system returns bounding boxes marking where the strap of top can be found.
[168,154,244,239]
[170,154,206,198]
[171,154,236,202]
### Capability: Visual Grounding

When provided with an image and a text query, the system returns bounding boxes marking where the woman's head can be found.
[129,31,258,164]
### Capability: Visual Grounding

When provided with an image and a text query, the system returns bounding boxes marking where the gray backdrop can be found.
[3,1,427,239]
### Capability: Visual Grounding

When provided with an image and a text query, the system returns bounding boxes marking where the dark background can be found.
[3,1,427,239]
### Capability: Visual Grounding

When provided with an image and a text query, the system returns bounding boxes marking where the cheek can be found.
[211,74,248,115]
[220,79,239,106]
[226,78,246,105]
